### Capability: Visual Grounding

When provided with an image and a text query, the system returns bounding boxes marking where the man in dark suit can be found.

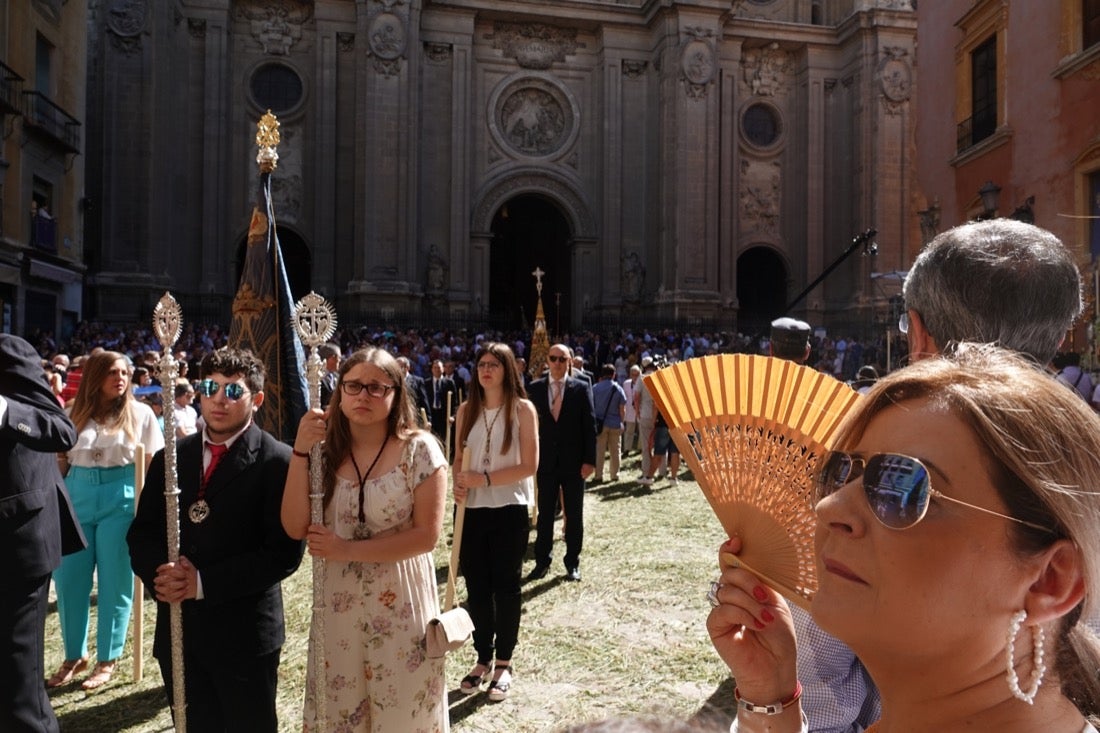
[317,343,340,408]
[426,359,457,452]
[0,334,82,733]
[128,348,304,731]
[527,343,596,582]
[397,355,431,426]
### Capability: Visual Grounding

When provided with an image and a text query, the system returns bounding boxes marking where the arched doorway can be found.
[736,246,788,333]
[235,226,312,302]
[489,194,572,333]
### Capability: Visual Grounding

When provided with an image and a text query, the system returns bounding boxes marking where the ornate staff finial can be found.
[255,110,281,172]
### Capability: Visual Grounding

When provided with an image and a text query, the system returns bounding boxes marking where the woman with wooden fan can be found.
[707,345,1100,733]
[451,342,538,702]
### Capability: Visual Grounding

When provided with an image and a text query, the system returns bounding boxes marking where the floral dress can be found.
[304,432,449,733]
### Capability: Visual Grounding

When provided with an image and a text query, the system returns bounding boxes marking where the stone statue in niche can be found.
[621,252,645,303]
[236,1,312,56]
[426,246,448,292]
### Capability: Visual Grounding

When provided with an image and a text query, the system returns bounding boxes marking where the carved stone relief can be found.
[337,33,355,53]
[188,18,207,39]
[622,60,647,79]
[106,0,145,54]
[486,22,583,70]
[235,0,312,56]
[739,159,781,235]
[366,7,408,77]
[488,75,578,159]
[680,27,717,99]
[424,42,452,63]
[742,42,791,97]
[879,46,912,110]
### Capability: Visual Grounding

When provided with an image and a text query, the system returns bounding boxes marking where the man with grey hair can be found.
[902,218,1081,364]
[794,218,1083,733]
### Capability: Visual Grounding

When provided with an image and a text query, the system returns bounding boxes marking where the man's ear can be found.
[1024,539,1086,626]
[906,309,940,362]
[251,390,265,411]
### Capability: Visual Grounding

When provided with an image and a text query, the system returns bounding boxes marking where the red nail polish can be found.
[753,619,765,630]
[752,586,767,602]
[761,609,774,623]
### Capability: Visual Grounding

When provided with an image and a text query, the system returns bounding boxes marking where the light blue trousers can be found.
[53,464,136,662]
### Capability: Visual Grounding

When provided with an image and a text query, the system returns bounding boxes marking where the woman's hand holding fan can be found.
[707,537,799,713]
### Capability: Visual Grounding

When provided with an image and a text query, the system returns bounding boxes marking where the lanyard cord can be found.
[350,434,389,525]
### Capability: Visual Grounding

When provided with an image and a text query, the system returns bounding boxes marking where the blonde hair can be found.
[832,344,1100,716]
[68,350,140,445]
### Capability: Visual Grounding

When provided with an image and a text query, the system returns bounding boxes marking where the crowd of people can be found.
[3,218,1100,733]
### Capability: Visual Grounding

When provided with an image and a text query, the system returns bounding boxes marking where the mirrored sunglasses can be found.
[196,379,250,401]
[816,451,1051,533]
[547,355,569,363]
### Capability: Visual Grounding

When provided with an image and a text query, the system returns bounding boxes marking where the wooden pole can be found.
[132,443,146,682]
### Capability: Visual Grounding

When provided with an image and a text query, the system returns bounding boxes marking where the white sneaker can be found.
[638,476,654,485]
[670,476,679,486]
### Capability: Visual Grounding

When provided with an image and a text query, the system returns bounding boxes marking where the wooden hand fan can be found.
[644,353,860,609]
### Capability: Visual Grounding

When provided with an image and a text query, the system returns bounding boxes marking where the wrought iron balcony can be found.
[0,60,23,116]
[956,112,997,154]
[22,91,81,154]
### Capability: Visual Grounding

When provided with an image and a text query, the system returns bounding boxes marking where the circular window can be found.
[250,64,303,115]
[741,102,782,149]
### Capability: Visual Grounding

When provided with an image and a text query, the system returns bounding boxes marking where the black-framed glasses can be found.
[817,451,1052,533]
[196,379,250,402]
[547,355,568,363]
[477,361,502,371]
[341,381,396,398]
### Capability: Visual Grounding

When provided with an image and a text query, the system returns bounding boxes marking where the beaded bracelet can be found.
[733,680,802,715]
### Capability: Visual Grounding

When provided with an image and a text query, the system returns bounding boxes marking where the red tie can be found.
[203,443,228,487]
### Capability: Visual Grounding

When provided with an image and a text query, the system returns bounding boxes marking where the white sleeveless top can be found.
[463,402,534,509]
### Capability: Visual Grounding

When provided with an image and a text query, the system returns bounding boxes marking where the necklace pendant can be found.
[482,454,491,469]
[188,500,210,524]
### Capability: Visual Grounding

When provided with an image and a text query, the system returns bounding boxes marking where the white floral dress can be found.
[304,433,449,733]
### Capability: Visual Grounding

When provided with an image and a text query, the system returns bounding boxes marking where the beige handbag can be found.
[426,450,475,658]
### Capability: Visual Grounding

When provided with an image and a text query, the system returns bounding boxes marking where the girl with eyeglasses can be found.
[707,344,1100,733]
[50,351,164,690]
[282,347,449,732]
[452,342,538,702]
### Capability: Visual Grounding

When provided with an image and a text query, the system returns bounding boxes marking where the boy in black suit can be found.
[129,348,303,731]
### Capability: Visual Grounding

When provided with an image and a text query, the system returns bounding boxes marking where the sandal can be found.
[81,660,117,691]
[460,663,490,695]
[487,664,512,702]
[46,658,88,688]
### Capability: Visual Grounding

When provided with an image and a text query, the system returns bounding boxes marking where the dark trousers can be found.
[534,469,585,570]
[0,574,58,733]
[459,505,529,663]
[159,648,281,733]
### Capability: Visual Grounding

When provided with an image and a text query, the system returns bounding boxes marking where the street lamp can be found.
[978,180,1001,219]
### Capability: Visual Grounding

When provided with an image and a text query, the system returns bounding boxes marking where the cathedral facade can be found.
[85,0,917,334]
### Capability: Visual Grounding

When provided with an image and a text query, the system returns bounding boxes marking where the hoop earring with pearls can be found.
[1006,609,1046,705]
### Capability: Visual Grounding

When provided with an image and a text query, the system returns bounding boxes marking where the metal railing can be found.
[955,111,996,153]
[0,60,23,116]
[21,91,81,153]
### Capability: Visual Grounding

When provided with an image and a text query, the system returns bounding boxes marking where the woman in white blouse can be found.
[452,342,539,702]
[49,351,163,690]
